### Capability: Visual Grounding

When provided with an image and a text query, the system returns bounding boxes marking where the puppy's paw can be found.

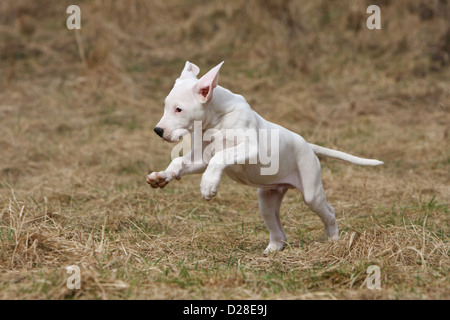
[200,175,220,201]
[146,171,177,188]
[325,221,339,240]
[263,241,286,254]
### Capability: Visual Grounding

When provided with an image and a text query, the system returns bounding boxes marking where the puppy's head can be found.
[154,61,224,142]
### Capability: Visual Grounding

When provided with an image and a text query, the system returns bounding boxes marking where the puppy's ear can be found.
[179,61,200,80]
[195,62,224,104]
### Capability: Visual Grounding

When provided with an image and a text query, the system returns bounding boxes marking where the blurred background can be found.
[1,0,449,185]
[0,0,450,230]
[0,0,448,299]
[0,0,449,189]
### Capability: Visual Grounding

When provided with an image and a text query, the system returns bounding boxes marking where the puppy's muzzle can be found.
[154,127,164,138]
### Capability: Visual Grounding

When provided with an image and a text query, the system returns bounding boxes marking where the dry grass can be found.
[0,0,449,299]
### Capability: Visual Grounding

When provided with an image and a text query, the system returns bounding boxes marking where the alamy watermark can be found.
[169,121,280,175]
[66,5,81,30]
[367,5,381,30]
[366,265,381,290]
[66,265,81,290]
[66,4,380,31]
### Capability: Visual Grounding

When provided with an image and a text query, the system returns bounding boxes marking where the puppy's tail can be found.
[309,144,384,166]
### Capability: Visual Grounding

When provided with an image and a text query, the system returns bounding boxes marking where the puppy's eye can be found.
[175,107,182,113]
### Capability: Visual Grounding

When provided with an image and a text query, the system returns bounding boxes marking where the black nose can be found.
[154,127,164,138]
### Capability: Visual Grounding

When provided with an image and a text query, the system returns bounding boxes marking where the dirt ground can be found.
[0,0,448,299]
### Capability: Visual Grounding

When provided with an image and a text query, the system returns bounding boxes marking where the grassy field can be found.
[0,0,448,299]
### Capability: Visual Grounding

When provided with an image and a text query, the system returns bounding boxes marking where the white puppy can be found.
[146,62,383,253]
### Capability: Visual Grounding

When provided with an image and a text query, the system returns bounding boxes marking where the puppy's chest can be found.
[223,166,266,187]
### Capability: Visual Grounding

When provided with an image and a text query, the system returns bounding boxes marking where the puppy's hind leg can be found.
[304,188,339,240]
[258,188,288,254]
[297,153,339,240]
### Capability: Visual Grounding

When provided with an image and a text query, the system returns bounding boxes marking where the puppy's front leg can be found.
[200,142,256,200]
[146,149,207,188]
[200,161,224,200]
